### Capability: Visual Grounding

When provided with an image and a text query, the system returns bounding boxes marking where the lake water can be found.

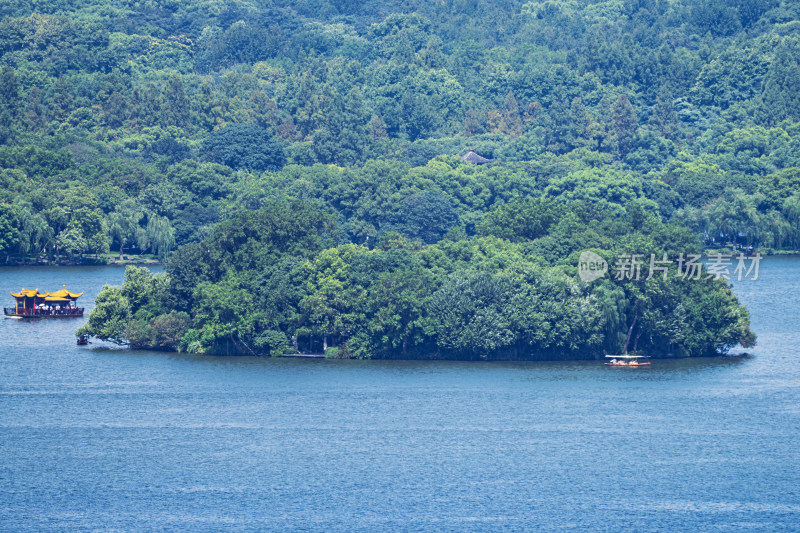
[1,261,799,531]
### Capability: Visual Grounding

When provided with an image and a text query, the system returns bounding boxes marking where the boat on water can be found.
[4,286,85,318]
[605,355,651,366]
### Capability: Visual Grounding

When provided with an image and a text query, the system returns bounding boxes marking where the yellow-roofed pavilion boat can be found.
[4,286,84,318]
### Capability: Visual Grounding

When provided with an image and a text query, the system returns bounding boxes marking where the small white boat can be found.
[605,355,651,366]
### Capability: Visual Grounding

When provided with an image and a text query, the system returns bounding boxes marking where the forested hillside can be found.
[2,0,800,260]
[3,0,793,358]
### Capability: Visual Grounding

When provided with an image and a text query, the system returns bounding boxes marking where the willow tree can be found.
[146,215,176,261]
[109,201,147,260]
[13,202,53,260]
[0,204,19,262]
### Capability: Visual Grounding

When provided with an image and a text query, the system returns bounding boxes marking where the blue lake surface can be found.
[1,260,799,531]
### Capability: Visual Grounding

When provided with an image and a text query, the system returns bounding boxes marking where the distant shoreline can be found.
[4,249,798,269]
[2,257,163,267]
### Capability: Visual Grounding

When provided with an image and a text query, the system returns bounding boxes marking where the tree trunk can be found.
[623,306,639,355]
[120,241,124,261]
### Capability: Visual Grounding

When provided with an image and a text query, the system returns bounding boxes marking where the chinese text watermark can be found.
[579,252,761,283]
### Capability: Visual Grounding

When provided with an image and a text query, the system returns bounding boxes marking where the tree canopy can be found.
[1,0,800,262]
[80,200,755,360]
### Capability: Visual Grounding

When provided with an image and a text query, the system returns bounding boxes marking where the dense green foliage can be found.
[4,0,780,358]
[79,201,754,359]
[2,0,800,260]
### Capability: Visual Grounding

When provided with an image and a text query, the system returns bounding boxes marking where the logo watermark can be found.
[578,251,608,283]
[579,252,762,283]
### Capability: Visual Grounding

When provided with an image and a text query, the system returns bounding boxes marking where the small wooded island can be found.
[77,199,755,360]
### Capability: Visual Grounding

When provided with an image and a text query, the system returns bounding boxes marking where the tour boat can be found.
[4,286,85,318]
[604,355,651,366]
